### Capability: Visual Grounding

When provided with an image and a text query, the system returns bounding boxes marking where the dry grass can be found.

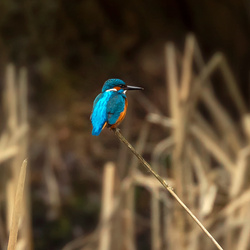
[7,159,27,250]
[63,35,250,250]
[0,64,30,250]
[1,34,249,250]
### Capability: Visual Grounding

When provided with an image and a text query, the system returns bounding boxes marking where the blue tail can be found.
[92,127,102,136]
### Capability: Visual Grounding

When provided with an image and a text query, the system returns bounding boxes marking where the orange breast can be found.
[110,98,128,128]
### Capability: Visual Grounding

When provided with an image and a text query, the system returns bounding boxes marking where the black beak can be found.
[125,85,144,91]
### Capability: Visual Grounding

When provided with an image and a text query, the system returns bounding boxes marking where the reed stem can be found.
[112,128,223,250]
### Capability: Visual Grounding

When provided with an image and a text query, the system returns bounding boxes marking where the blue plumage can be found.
[91,79,143,136]
[106,92,126,125]
[102,79,126,92]
[91,91,114,136]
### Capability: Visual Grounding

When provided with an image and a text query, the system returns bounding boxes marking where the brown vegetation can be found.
[2,34,249,250]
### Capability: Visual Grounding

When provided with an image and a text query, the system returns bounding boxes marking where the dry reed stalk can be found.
[152,36,249,250]
[179,34,195,102]
[5,64,19,232]
[192,36,218,94]
[159,39,223,249]
[197,53,223,83]
[235,205,250,250]
[112,128,223,250]
[188,232,199,250]
[188,145,209,189]
[1,64,30,250]
[0,147,18,164]
[161,193,175,250]
[7,159,27,250]
[122,187,135,250]
[193,37,247,171]
[166,42,190,160]
[184,159,196,210]
[165,42,186,250]
[220,188,250,219]
[167,36,201,209]
[134,173,173,189]
[151,186,161,250]
[193,112,222,148]
[167,36,223,249]
[242,115,250,143]
[193,39,246,148]
[5,64,18,133]
[225,216,234,250]
[190,124,235,174]
[187,53,226,111]
[146,113,174,128]
[193,187,250,241]
[161,35,249,250]
[165,43,180,123]
[230,146,250,198]
[204,56,248,249]
[218,56,247,115]
[188,145,217,218]
[6,125,28,146]
[226,146,250,250]
[18,68,28,125]
[0,133,9,149]
[99,162,115,250]
[201,87,242,153]
[124,122,150,250]
[18,67,32,250]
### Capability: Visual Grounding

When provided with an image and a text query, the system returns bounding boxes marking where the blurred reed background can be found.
[0,1,249,250]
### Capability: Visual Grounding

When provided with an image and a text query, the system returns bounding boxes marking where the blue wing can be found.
[90,93,102,120]
[91,92,117,136]
[91,93,108,136]
[106,94,126,125]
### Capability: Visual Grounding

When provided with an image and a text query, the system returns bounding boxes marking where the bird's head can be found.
[102,79,143,93]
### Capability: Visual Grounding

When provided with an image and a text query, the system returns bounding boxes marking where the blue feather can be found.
[102,79,126,92]
[106,93,126,125]
[91,91,113,135]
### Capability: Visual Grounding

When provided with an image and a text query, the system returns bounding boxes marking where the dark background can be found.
[0,0,249,249]
[1,0,249,109]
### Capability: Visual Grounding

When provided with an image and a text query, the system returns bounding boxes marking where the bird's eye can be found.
[119,84,125,88]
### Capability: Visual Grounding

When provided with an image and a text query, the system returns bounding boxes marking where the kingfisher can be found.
[91,79,143,136]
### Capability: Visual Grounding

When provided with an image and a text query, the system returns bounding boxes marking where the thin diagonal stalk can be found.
[112,128,223,250]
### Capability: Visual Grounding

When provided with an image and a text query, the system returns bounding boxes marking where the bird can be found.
[91,79,143,136]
